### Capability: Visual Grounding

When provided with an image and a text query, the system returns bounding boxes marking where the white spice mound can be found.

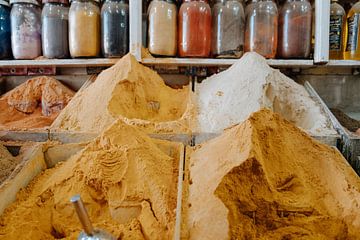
[196,52,336,135]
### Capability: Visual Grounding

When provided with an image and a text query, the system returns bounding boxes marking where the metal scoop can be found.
[70,195,116,240]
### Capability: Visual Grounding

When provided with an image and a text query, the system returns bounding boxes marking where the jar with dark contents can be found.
[244,0,278,59]
[278,0,312,59]
[69,0,100,58]
[178,0,211,57]
[211,0,245,58]
[329,0,346,60]
[10,0,42,59]
[42,0,69,58]
[0,0,11,59]
[101,0,129,58]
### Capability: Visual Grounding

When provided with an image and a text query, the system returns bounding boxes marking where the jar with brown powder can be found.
[69,0,100,58]
[278,0,312,59]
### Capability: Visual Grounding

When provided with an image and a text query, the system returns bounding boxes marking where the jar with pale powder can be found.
[148,0,177,56]
[10,0,42,59]
[69,0,100,57]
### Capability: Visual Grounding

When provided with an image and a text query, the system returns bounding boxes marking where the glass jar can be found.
[179,0,211,57]
[278,0,312,59]
[42,0,69,59]
[211,0,245,58]
[69,0,100,58]
[0,0,11,59]
[329,0,346,60]
[10,0,42,59]
[344,1,360,60]
[148,0,177,56]
[101,0,129,58]
[245,0,257,17]
[244,0,277,59]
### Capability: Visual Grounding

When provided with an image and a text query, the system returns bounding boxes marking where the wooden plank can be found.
[0,144,46,215]
[142,58,314,68]
[0,59,119,68]
[314,0,330,63]
[174,144,185,240]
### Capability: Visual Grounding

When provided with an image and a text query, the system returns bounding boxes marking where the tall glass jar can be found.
[42,0,69,59]
[69,0,100,58]
[278,0,312,59]
[329,0,346,59]
[0,0,11,59]
[101,0,129,58]
[344,1,360,60]
[244,0,277,59]
[10,0,42,59]
[179,0,211,57]
[211,0,245,58]
[148,0,177,56]
[245,0,257,17]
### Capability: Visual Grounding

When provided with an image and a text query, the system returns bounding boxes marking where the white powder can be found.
[196,52,336,135]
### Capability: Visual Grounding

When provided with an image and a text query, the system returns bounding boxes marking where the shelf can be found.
[326,60,360,67]
[142,58,315,68]
[0,58,120,68]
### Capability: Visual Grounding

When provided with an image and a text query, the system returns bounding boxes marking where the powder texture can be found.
[0,145,19,185]
[0,76,74,130]
[196,52,336,136]
[51,54,194,134]
[187,109,360,240]
[0,120,179,239]
[331,108,360,133]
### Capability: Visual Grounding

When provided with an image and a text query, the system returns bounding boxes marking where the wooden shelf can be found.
[326,60,360,67]
[142,58,314,68]
[0,58,120,68]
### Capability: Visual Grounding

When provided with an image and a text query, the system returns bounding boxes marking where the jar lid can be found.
[70,0,100,3]
[10,0,40,5]
[43,0,68,4]
[0,0,10,6]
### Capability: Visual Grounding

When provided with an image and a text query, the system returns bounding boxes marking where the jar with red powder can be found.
[178,0,211,57]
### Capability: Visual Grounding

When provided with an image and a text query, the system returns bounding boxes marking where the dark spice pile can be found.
[331,108,360,132]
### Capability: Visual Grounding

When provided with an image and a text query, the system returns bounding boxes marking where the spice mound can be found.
[196,52,335,135]
[331,108,360,134]
[0,76,75,130]
[187,109,360,240]
[0,120,179,239]
[51,53,193,134]
[0,145,20,185]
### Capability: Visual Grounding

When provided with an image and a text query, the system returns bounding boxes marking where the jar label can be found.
[329,15,343,51]
[346,14,360,52]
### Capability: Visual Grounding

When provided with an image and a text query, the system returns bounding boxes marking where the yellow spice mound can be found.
[0,145,20,185]
[51,54,193,134]
[0,120,179,239]
[187,109,360,240]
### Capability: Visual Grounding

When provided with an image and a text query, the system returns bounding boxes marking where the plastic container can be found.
[244,0,278,59]
[179,0,211,57]
[329,0,346,60]
[42,0,69,59]
[0,0,11,59]
[101,0,129,58]
[148,0,177,56]
[344,1,360,60]
[278,0,312,59]
[10,0,42,59]
[211,0,245,58]
[69,0,100,58]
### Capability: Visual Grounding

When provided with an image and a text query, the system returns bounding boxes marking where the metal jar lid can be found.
[69,0,100,3]
[10,0,41,5]
[0,0,10,7]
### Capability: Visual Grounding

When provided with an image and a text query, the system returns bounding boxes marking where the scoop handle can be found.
[70,195,95,236]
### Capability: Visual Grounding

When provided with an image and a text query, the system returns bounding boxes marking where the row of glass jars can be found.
[148,0,312,59]
[0,0,129,60]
